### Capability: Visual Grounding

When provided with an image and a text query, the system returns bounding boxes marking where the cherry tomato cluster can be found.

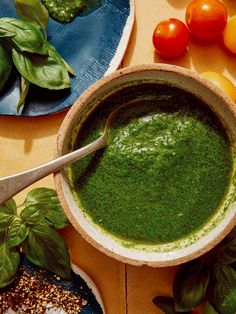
[152,0,235,58]
[152,0,236,101]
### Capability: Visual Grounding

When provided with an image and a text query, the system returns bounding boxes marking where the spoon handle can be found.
[0,135,106,204]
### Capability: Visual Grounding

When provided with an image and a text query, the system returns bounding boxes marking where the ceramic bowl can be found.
[54,64,236,267]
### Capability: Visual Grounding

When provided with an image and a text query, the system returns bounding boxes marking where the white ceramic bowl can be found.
[54,64,236,266]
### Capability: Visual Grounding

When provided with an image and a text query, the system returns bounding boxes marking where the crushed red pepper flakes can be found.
[0,266,87,314]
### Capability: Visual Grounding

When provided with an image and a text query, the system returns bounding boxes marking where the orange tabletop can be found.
[1,1,236,313]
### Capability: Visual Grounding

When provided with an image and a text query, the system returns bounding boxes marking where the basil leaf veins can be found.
[0,199,17,231]
[12,48,70,90]
[7,218,28,248]
[23,188,69,229]
[0,231,20,288]
[22,224,71,279]
[0,18,48,55]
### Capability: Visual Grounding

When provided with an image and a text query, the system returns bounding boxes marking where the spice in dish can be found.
[68,84,233,244]
[0,266,87,314]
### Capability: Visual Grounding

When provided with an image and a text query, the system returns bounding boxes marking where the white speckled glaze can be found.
[54,64,236,267]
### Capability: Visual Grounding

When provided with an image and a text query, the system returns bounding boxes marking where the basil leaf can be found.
[0,198,17,215]
[0,232,20,288]
[23,188,69,229]
[208,264,236,314]
[153,296,190,314]
[7,218,28,248]
[22,224,71,279]
[0,199,17,231]
[0,213,15,231]
[14,0,49,38]
[173,259,210,311]
[12,48,70,90]
[205,302,219,314]
[0,18,48,55]
[20,205,45,224]
[17,76,30,112]
[45,43,75,76]
[0,42,12,91]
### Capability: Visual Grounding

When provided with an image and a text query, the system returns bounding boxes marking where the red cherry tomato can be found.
[152,18,189,58]
[185,0,228,40]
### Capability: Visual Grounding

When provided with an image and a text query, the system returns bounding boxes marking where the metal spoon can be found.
[0,104,126,204]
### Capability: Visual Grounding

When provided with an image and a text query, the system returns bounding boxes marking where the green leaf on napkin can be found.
[12,48,70,90]
[0,18,48,55]
[14,0,49,39]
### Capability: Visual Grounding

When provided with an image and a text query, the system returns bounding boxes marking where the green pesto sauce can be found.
[43,0,101,23]
[69,84,233,244]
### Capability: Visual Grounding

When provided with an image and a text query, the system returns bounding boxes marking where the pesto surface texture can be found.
[69,84,233,244]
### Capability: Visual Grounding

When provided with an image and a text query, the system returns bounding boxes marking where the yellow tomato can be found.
[201,71,236,102]
[223,16,236,54]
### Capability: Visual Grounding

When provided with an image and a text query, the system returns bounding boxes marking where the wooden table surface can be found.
[1,1,236,313]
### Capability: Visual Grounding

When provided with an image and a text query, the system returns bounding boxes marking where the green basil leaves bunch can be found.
[0,188,70,288]
[0,0,75,112]
[153,227,236,314]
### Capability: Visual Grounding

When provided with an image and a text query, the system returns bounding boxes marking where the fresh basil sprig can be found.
[0,188,70,288]
[153,227,236,314]
[0,1,75,113]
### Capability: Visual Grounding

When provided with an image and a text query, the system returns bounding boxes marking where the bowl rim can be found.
[54,63,236,267]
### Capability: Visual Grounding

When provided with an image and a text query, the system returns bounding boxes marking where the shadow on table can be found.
[0,110,67,153]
